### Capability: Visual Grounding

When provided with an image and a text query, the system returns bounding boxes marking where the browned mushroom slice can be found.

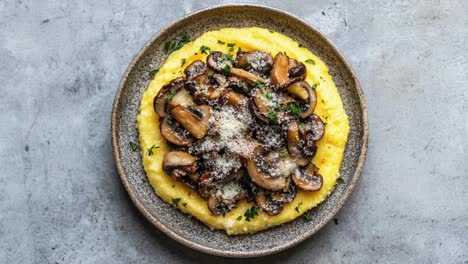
[302,114,325,141]
[207,52,234,73]
[160,116,194,146]
[167,88,194,108]
[227,76,250,94]
[184,60,207,79]
[287,121,311,166]
[162,151,198,180]
[246,147,289,191]
[171,105,212,139]
[229,138,262,159]
[250,87,276,122]
[254,189,284,215]
[270,179,297,203]
[235,51,273,74]
[292,163,323,191]
[223,90,248,110]
[271,52,289,87]
[153,77,185,117]
[230,68,266,83]
[208,195,228,216]
[287,58,306,79]
[287,81,310,100]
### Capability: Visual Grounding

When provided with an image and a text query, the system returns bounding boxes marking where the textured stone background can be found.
[1,0,467,263]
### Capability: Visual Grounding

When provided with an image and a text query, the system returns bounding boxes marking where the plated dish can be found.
[112,4,367,257]
[137,28,349,234]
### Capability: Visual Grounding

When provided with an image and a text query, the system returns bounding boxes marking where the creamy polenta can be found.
[137,27,349,235]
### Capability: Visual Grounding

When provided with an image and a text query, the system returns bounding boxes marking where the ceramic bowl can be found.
[111,4,368,258]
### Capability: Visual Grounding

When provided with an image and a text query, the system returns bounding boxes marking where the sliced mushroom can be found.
[254,189,283,215]
[230,68,266,83]
[208,195,228,216]
[167,88,194,108]
[271,52,289,87]
[223,90,248,110]
[160,116,194,146]
[207,52,234,73]
[287,58,306,79]
[246,147,289,191]
[302,114,325,141]
[153,77,185,117]
[162,151,198,180]
[287,81,309,100]
[227,76,250,94]
[270,179,296,203]
[287,121,310,166]
[235,51,273,74]
[292,163,323,191]
[171,105,212,139]
[250,87,276,122]
[184,60,207,79]
[229,138,262,159]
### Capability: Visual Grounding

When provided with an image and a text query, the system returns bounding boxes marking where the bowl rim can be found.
[111,3,368,258]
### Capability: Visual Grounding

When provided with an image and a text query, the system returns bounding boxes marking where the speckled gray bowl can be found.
[111,4,368,258]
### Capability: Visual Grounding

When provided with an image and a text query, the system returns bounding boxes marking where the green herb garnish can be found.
[237,47,242,53]
[217,40,225,44]
[221,64,231,76]
[227,43,235,52]
[236,216,242,221]
[149,68,159,76]
[305,59,316,65]
[312,83,318,90]
[182,202,187,207]
[294,202,303,213]
[298,43,304,47]
[244,206,259,222]
[252,81,264,88]
[146,145,160,156]
[280,151,289,157]
[181,58,186,66]
[268,29,274,33]
[165,34,190,54]
[337,177,345,184]
[172,198,181,207]
[300,122,306,130]
[268,111,277,120]
[221,54,234,63]
[129,142,138,152]
[333,218,339,225]
[289,104,301,116]
[200,45,211,54]
[302,213,312,222]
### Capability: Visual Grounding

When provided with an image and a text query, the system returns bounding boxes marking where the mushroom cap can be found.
[153,77,185,118]
[160,116,194,146]
[184,60,207,79]
[270,52,289,87]
[230,68,266,84]
[207,52,234,73]
[171,105,212,139]
[292,163,323,191]
[236,51,273,74]
[162,151,198,179]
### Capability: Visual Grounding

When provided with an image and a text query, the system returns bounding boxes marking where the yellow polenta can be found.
[137,27,349,235]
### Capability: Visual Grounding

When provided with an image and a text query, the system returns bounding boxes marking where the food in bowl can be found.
[137,27,349,234]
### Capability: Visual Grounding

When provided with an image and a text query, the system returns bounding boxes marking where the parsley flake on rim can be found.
[146,145,160,156]
[129,142,138,152]
[302,213,312,222]
[149,68,159,76]
[164,34,190,54]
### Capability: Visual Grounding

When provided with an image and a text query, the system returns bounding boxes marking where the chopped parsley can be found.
[244,206,259,222]
[182,202,187,207]
[321,99,325,104]
[237,47,242,53]
[298,43,304,47]
[268,110,277,120]
[236,215,242,221]
[252,81,264,88]
[199,45,211,54]
[172,197,181,207]
[289,104,301,116]
[300,122,306,130]
[312,83,318,90]
[302,213,312,222]
[305,59,316,65]
[201,88,208,94]
[181,58,186,66]
[149,68,159,76]
[295,202,303,213]
[167,90,175,101]
[164,34,190,54]
[269,29,274,33]
[221,54,234,63]
[280,151,289,157]
[129,142,138,152]
[146,145,160,156]
[217,40,225,44]
[337,177,345,184]
[333,218,339,225]
[221,64,231,76]
[227,43,235,52]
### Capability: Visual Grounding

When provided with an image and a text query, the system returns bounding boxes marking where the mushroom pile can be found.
[154,50,325,216]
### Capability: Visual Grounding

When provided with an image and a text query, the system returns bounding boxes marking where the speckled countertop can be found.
[0,0,467,263]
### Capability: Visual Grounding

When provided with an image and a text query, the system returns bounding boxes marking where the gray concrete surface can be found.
[1,0,467,263]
